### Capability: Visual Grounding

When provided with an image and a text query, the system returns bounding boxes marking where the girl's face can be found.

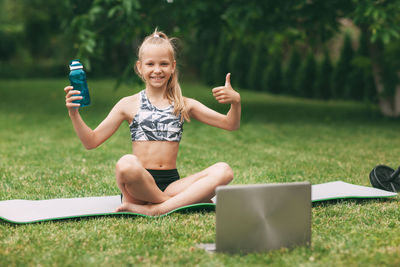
[137,44,176,91]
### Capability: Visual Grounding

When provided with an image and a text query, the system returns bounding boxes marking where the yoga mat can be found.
[311,181,397,202]
[0,196,215,224]
[0,181,396,224]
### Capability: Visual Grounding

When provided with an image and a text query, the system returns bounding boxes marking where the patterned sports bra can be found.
[129,90,183,142]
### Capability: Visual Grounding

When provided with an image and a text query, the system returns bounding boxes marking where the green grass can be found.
[1,79,400,266]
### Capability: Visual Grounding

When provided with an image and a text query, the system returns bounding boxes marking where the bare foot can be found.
[115,202,160,216]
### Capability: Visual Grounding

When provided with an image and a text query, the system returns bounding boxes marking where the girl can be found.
[64,30,241,216]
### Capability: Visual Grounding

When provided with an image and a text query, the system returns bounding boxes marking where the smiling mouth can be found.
[150,76,165,81]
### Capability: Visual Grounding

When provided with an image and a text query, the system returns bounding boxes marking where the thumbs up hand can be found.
[212,73,241,104]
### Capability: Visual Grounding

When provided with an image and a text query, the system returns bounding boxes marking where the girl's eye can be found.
[146,63,154,66]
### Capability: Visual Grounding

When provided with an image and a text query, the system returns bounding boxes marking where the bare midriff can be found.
[132,141,179,170]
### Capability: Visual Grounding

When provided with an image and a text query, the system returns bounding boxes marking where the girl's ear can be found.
[172,60,176,73]
[136,60,142,75]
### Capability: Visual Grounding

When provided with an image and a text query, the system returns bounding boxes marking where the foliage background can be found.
[1,0,400,108]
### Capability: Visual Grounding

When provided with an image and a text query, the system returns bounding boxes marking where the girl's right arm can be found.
[64,86,127,150]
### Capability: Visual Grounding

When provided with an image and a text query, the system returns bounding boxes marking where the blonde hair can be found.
[135,29,189,122]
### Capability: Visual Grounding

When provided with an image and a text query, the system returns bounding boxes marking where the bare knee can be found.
[213,162,234,185]
[115,154,143,183]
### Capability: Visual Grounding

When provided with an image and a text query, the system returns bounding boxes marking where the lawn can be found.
[1,79,400,266]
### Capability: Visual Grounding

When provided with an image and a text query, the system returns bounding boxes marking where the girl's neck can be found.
[145,86,168,101]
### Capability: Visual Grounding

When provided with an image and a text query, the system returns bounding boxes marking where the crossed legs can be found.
[115,154,233,215]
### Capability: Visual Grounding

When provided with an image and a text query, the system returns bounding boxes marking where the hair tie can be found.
[154,34,160,38]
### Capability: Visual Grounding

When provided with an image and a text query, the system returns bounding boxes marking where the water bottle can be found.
[69,59,90,107]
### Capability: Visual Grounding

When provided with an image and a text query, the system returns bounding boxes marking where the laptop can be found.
[199,182,311,253]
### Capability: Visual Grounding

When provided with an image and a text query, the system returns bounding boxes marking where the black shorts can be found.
[120,169,180,202]
[147,169,180,191]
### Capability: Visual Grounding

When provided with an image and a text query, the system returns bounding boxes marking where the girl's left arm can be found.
[187,73,241,131]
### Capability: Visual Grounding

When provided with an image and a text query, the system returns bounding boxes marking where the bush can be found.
[314,49,333,100]
[381,40,400,97]
[347,31,373,101]
[358,30,369,57]
[347,30,377,103]
[262,54,282,94]
[213,35,232,85]
[237,44,252,88]
[296,51,317,98]
[201,45,216,86]
[247,36,267,91]
[0,62,66,79]
[283,47,301,95]
[227,43,240,87]
[348,59,365,101]
[332,32,354,99]
[0,31,18,61]
[228,41,251,88]
[364,69,377,103]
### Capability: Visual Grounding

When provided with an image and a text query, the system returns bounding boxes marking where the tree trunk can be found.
[368,39,400,117]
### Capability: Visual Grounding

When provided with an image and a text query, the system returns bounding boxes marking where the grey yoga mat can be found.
[0,181,397,224]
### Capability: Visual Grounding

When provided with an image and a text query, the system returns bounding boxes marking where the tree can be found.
[364,68,377,103]
[228,42,251,88]
[263,54,282,94]
[201,45,216,86]
[296,51,317,98]
[346,31,373,101]
[213,34,232,86]
[351,0,400,116]
[219,0,400,116]
[13,0,399,116]
[315,49,333,100]
[0,0,22,61]
[247,35,267,91]
[283,47,301,95]
[332,32,354,99]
